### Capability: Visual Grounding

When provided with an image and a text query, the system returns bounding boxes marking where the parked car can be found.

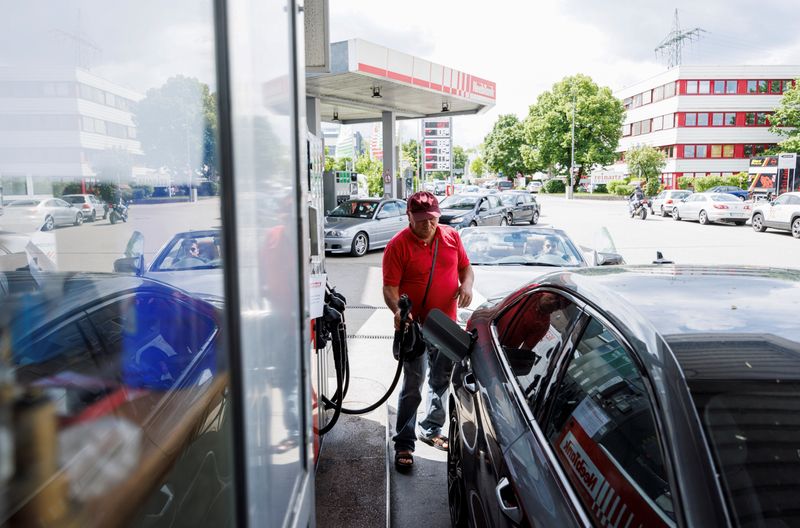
[324,198,407,257]
[438,194,510,230]
[649,189,692,216]
[424,265,800,528]
[433,181,447,195]
[498,191,540,224]
[707,185,749,201]
[61,194,107,221]
[497,180,513,191]
[1,198,84,232]
[464,185,481,193]
[114,229,224,298]
[751,191,800,238]
[672,193,751,225]
[526,181,543,193]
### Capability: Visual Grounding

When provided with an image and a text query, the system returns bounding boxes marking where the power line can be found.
[654,9,706,68]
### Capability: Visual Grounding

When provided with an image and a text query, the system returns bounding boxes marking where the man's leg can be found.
[418,346,454,439]
[392,353,427,453]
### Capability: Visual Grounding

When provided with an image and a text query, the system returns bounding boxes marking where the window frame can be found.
[685,113,697,127]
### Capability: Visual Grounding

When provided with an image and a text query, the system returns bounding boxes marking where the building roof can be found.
[306,39,496,124]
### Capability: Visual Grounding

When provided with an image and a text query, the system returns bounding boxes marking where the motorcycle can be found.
[108,201,129,224]
[629,198,648,220]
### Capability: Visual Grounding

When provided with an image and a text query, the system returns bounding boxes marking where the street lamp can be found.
[568,92,576,200]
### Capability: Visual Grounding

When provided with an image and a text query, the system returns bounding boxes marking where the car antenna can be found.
[652,251,674,265]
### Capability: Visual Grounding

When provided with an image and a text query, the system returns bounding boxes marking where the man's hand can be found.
[454,283,473,308]
[394,309,413,331]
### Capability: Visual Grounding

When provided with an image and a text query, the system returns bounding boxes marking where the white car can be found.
[526,181,543,193]
[672,193,752,225]
[751,191,800,238]
[650,190,692,216]
[1,198,84,232]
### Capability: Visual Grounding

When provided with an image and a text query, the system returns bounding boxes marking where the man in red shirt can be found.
[383,191,474,470]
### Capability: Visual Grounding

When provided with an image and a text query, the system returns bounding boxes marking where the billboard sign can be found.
[423,118,452,173]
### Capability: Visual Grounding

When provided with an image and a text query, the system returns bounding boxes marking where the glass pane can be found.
[699,80,710,94]
[0,3,236,528]
[664,82,676,98]
[747,80,757,93]
[546,319,676,527]
[726,80,737,94]
[713,80,725,94]
[686,81,698,94]
[697,113,709,126]
[725,113,736,126]
[684,146,695,158]
[685,113,696,127]
[712,113,723,126]
[711,145,722,158]
[723,145,734,158]
[696,145,707,158]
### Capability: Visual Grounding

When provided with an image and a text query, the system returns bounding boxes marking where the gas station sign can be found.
[423,118,452,173]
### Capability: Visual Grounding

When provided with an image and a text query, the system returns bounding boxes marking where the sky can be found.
[329,0,800,149]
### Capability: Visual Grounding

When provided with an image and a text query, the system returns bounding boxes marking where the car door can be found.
[765,193,793,228]
[683,194,701,218]
[652,191,665,211]
[45,199,68,224]
[516,194,532,222]
[473,290,584,526]
[539,316,678,528]
[475,197,491,225]
[487,195,505,225]
[372,201,398,244]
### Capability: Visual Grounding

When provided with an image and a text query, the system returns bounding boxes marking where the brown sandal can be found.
[394,450,414,471]
[419,433,448,451]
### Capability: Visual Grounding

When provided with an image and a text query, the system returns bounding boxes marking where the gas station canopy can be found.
[306,39,496,124]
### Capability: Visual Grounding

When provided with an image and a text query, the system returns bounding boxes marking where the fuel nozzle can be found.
[397,294,412,323]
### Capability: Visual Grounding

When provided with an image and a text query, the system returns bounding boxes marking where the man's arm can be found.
[455,264,474,308]
[383,285,403,330]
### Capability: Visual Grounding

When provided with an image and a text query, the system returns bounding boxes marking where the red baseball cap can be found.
[407,191,441,221]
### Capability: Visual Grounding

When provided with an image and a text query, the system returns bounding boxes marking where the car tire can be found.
[792,217,800,239]
[42,215,55,231]
[469,221,477,227]
[350,232,368,257]
[499,216,508,226]
[672,208,681,221]
[447,411,469,528]
[752,213,766,232]
[530,210,539,225]
[90,210,97,222]
[699,210,709,225]
[74,213,83,226]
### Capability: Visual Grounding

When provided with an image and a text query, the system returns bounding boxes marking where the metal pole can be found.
[568,93,576,200]
[449,117,453,185]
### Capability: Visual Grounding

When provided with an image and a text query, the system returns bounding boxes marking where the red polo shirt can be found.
[382,225,470,322]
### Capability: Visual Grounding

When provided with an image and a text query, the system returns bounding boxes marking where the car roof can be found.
[545,265,800,381]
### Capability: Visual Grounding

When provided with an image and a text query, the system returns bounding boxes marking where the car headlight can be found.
[325,229,346,237]
[448,215,467,225]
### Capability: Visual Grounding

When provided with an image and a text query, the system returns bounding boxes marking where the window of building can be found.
[633,93,642,107]
[697,113,709,126]
[757,113,767,125]
[622,123,631,136]
[723,145,734,158]
[664,82,676,98]
[652,115,663,131]
[711,145,722,158]
[699,80,710,94]
[745,112,755,125]
[770,80,782,94]
[663,113,674,129]
[758,80,768,93]
[685,113,697,127]
[632,121,641,136]
[686,80,698,94]
[642,90,652,105]
[744,145,754,157]
[544,318,675,528]
[712,113,724,126]
[725,113,736,126]
[653,85,664,102]
[726,80,737,94]
[623,97,632,110]
[783,80,792,92]
[713,80,725,94]
[684,145,695,158]
[665,146,675,158]
[747,80,757,93]
[1,174,27,195]
[641,119,651,134]
[696,145,708,158]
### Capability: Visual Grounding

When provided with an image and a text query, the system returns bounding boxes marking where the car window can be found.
[62,196,84,204]
[488,195,501,208]
[773,194,790,205]
[545,318,675,527]
[494,291,581,406]
[380,202,399,217]
[788,195,800,205]
[711,194,739,202]
[153,234,223,270]
[396,201,407,215]
[44,199,58,207]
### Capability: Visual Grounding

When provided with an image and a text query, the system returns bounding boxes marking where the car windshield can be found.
[499,194,519,206]
[460,228,583,266]
[688,379,800,528]
[152,234,223,271]
[329,201,378,218]
[7,200,40,207]
[671,192,691,198]
[439,195,477,210]
[62,196,85,204]
[711,194,740,202]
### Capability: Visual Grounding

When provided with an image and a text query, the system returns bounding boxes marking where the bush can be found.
[613,184,633,196]
[606,180,627,195]
[131,184,155,200]
[52,181,82,197]
[692,175,726,192]
[542,179,565,193]
[676,176,693,190]
[594,183,607,193]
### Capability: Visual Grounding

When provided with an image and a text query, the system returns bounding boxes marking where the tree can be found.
[470,156,486,177]
[401,140,420,175]
[625,145,666,196]
[523,74,624,190]
[452,146,468,173]
[134,75,217,184]
[483,114,529,177]
[769,79,800,153]
[354,154,383,196]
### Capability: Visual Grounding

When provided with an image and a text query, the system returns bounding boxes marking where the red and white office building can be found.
[611,65,800,189]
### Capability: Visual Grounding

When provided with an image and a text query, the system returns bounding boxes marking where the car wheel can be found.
[90,210,97,222]
[42,215,55,231]
[672,208,681,221]
[659,205,665,217]
[469,221,477,227]
[74,213,83,226]
[350,232,368,257]
[499,216,508,226]
[792,217,800,239]
[447,410,469,528]
[752,213,766,232]
[699,210,709,225]
[530,210,539,225]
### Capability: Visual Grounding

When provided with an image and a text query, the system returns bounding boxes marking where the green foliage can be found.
[594,183,608,193]
[332,157,352,172]
[131,184,154,200]
[523,74,625,190]
[134,75,217,178]
[353,154,383,196]
[401,140,420,174]
[731,171,750,189]
[613,184,633,196]
[483,114,530,178]
[676,176,693,190]
[625,145,666,196]
[769,78,800,149]
[452,146,468,172]
[51,182,82,197]
[692,175,726,192]
[766,136,800,155]
[470,156,486,177]
[542,179,565,193]
[606,180,626,194]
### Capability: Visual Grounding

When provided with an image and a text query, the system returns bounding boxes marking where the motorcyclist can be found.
[628,184,645,217]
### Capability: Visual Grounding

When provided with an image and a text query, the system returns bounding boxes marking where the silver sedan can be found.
[1,198,84,232]
[672,193,752,225]
[324,198,408,257]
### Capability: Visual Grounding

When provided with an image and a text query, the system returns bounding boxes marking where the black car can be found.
[438,194,510,230]
[424,266,800,528]
[498,191,540,225]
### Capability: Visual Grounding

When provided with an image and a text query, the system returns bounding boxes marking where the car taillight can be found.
[665,199,673,204]
[713,204,729,209]
[744,205,752,210]
[82,203,91,209]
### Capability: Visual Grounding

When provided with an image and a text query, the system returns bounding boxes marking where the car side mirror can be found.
[595,251,625,266]
[422,308,475,362]
[113,255,144,276]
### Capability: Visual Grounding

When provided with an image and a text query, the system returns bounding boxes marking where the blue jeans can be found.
[393,345,454,452]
